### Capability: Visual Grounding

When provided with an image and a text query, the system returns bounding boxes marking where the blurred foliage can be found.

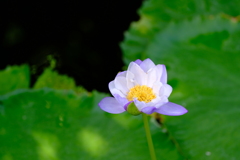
[121,0,240,159]
[34,68,76,89]
[33,55,87,94]
[34,68,87,94]
[0,65,29,95]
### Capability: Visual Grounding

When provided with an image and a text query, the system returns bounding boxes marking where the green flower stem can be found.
[142,113,157,160]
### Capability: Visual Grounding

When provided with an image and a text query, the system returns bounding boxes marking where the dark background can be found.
[0,1,142,92]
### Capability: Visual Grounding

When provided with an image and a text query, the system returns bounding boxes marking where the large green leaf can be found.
[0,89,184,160]
[121,5,240,160]
[0,65,30,95]
[121,0,240,64]
[154,16,240,160]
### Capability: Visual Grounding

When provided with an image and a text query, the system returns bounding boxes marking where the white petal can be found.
[139,58,155,72]
[152,81,163,96]
[159,84,172,97]
[156,65,164,77]
[108,81,126,97]
[127,62,147,85]
[154,96,169,108]
[148,96,162,105]
[134,96,161,111]
[114,76,129,94]
[126,71,135,89]
[116,71,127,77]
[109,81,115,91]
[147,66,160,87]
[133,99,148,110]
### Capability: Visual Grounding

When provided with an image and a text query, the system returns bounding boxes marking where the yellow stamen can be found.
[127,85,156,103]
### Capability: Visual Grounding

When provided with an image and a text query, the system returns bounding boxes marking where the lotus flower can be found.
[98,58,187,116]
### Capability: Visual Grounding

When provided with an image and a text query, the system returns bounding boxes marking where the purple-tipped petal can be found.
[134,59,142,65]
[98,97,126,114]
[124,101,133,110]
[155,102,187,116]
[159,65,167,84]
[141,106,156,114]
[113,94,129,107]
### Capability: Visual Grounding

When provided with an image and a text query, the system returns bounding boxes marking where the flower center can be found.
[127,85,156,103]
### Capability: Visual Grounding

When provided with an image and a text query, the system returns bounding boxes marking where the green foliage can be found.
[121,0,240,159]
[0,64,29,95]
[0,89,183,160]
[33,68,86,94]
[121,0,240,64]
